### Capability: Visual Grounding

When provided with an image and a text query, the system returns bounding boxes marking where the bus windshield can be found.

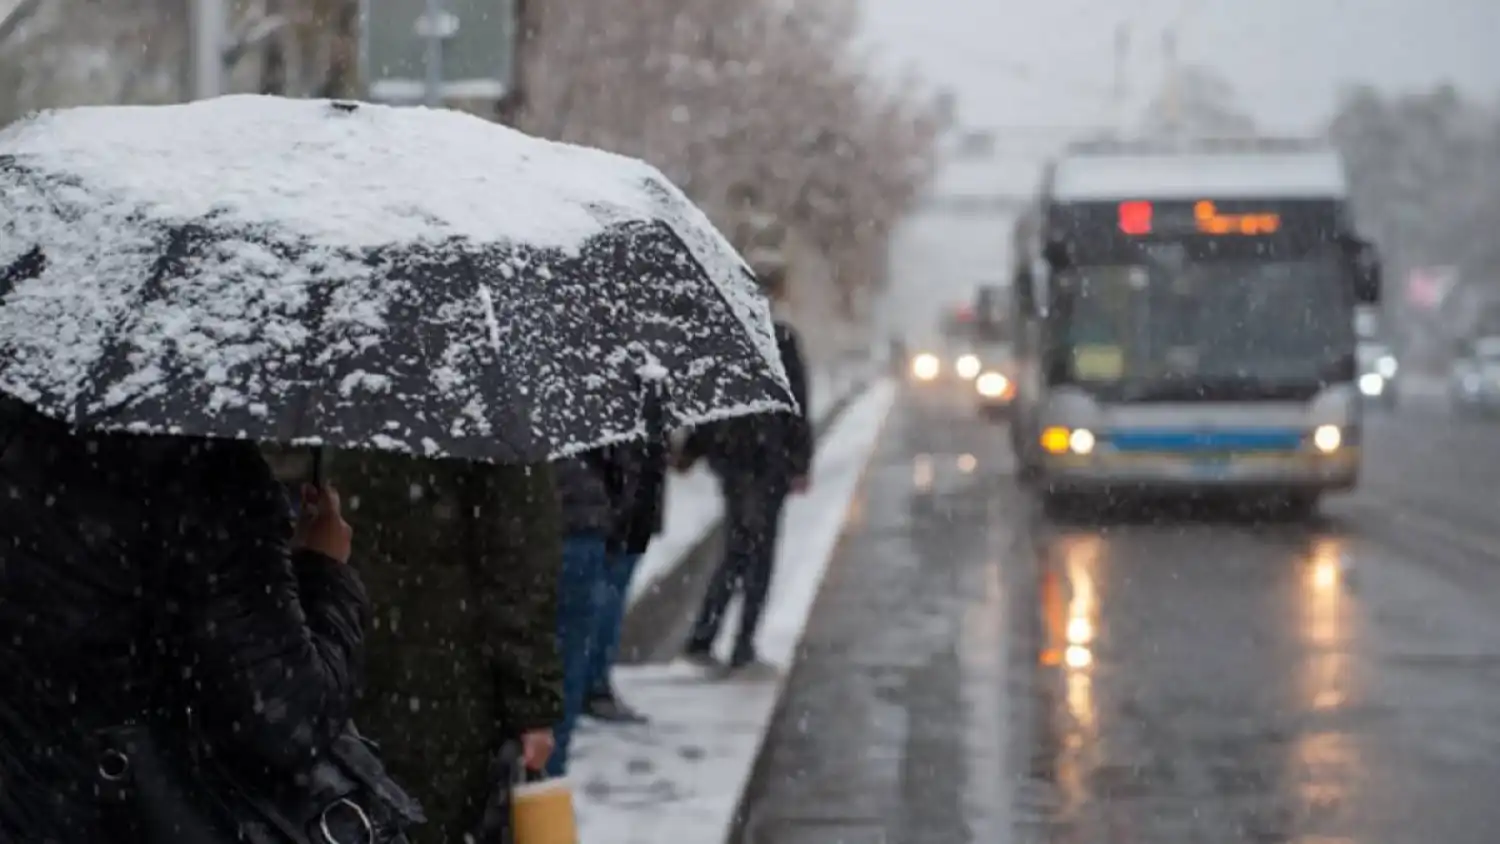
[1051,255,1353,400]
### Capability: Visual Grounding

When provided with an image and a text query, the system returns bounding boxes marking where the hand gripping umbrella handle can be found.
[641,380,668,447]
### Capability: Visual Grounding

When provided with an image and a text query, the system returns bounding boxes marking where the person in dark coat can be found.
[678,309,812,675]
[584,439,668,724]
[340,454,563,842]
[0,398,366,844]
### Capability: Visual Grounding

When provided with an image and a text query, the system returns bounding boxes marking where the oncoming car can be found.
[906,341,983,387]
[1449,337,1500,414]
[1356,342,1399,408]
[973,347,1019,418]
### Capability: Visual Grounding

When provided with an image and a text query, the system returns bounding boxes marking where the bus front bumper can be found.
[1039,449,1360,494]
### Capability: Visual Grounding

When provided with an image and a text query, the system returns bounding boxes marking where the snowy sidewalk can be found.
[569,380,898,844]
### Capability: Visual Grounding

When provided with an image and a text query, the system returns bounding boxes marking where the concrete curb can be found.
[724,383,900,844]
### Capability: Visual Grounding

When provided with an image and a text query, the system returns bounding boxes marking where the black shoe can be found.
[681,645,719,670]
[714,650,777,679]
[585,690,648,724]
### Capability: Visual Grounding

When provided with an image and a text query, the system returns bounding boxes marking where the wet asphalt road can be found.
[735,380,1500,844]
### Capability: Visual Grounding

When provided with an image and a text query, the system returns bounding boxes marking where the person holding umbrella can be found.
[0,398,407,842]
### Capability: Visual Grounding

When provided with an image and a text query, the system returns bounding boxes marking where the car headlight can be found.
[1358,372,1385,396]
[1375,355,1397,378]
[1312,424,1342,453]
[911,353,940,380]
[976,371,1009,397]
[955,354,981,380]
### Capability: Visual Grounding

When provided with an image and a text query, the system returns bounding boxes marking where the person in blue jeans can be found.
[585,433,665,722]
[547,438,666,774]
[583,549,646,723]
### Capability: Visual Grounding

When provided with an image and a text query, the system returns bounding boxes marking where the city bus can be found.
[1007,138,1382,515]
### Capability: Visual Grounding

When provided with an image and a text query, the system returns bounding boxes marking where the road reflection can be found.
[1039,533,1104,820]
[912,453,935,492]
[1286,535,1367,842]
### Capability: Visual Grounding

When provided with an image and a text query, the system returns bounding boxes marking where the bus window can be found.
[1054,256,1351,388]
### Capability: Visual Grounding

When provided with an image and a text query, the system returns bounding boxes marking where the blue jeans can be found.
[547,534,608,778]
[588,550,642,697]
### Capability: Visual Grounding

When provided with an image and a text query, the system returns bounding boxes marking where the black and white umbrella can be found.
[0,95,792,462]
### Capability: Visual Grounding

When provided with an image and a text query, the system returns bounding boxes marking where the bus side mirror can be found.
[1013,265,1037,317]
[1042,239,1070,271]
[1344,236,1381,304]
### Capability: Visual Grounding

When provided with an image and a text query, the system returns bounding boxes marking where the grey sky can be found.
[858,0,1500,133]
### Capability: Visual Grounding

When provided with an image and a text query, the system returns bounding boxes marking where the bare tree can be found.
[515,0,939,316]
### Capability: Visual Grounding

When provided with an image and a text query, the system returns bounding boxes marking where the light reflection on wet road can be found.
[739,384,1500,843]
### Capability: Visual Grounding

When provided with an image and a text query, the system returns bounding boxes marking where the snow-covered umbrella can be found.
[0,95,792,463]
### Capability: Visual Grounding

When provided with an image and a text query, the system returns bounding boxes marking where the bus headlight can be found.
[1312,424,1342,453]
[1042,426,1095,455]
[1358,372,1385,396]
[911,353,940,381]
[1069,428,1096,455]
[1376,355,1397,378]
[976,371,1009,398]
[955,354,982,380]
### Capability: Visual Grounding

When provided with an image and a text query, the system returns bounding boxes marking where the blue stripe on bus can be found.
[1106,428,1304,452]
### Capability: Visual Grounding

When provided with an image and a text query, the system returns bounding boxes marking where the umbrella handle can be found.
[641,380,668,446]
[310,447,325,488]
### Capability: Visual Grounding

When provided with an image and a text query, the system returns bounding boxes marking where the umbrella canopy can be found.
[0,95,792,462]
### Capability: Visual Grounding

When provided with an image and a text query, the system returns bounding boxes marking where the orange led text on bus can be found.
[1193,200,1280,235]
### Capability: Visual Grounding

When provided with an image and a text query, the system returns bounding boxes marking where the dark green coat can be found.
[340,454,564,843]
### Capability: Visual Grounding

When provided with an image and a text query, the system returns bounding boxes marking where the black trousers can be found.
[687,470,790,664]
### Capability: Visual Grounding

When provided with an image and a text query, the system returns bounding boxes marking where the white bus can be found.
[1007,138,1383,516]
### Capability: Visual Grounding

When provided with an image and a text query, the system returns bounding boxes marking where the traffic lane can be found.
[1031,512,1500,844]
[1336,395,1500,588]
[735,386,1023,844]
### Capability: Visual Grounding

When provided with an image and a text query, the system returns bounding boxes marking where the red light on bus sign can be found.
[1117,201,1152,234]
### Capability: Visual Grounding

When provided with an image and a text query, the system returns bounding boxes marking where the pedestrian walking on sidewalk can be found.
[585,439,669,724]
[677,272,813,676]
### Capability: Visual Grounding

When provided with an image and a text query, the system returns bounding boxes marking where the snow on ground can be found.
[569,379,898,844]
[627,363,876,607]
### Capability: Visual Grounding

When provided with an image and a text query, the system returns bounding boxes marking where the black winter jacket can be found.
[554,452,615,535]
[683,320,813,479]
[555,441,667,553]
[0,400,368,843]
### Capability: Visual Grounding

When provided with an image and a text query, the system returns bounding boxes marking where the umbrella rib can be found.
[453,247,534,461]
[273,246,346,447]
[0,246,45,301]
[75,226,193,427]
